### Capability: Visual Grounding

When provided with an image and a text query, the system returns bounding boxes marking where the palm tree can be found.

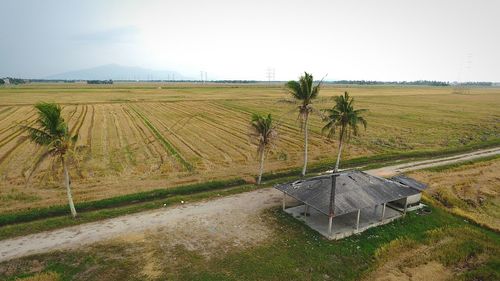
[285,72,322,176]
[249,113,277,185]
[322,92,367,172]
[21,103,79,217]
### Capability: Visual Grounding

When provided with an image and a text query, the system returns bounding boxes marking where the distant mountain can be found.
[45,64,191,80]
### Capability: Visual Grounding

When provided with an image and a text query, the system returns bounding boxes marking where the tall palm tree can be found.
[322,92,367,172]
[21,103,79,217]
[285,72,322,176]
[249,113,277,185]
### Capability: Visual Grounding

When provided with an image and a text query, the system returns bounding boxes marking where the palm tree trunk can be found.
[334,126,345,173]
[301,113,309,177]
[61,156,77,218]
[257,148,265,185]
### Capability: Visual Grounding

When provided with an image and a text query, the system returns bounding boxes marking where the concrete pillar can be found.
[282,192,286,211]
[403,197,408,216]
[328,215,333,235]
[356,209,361,232]
[304,204,308,220]
[381,203,386,221]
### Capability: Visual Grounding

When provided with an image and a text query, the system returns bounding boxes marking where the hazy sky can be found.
[1,0,499,81]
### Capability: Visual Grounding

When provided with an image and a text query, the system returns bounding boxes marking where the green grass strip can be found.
[0,183,260,240]
[0,178,244,227]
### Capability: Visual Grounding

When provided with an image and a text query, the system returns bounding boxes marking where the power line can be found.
[265,67,275,84]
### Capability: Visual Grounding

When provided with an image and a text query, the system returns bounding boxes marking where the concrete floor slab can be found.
[284,204,402,240]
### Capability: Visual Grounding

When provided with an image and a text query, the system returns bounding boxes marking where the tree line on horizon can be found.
[2,78,496,86]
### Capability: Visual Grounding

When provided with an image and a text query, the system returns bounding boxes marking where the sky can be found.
[1,0,499,81]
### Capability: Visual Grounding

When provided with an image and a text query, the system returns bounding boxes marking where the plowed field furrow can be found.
[92,105,108,162]
[0,118,37,149]
[117,106,146,163]
[209,101,328,152]
[198,117,252,161]
[71,105,88,137]
[86,105,95,150]
[185,117,245,163]
[0,108,35,137]
[135,104,205,161]
[200,108,302,150]
[111,106,134,168]
[128,104,192,171]
[0,107,18,128]
[122,106,167,167]
[0,138,42,181]
[0,106,14,117]
[157,102,251,146]
[220,101,330,146]
[121,106,157,160]
[64,105,79,127]
[0,136,29,169]
[161,101,304,158]
[213,101,315,136]
[105,105,125,172]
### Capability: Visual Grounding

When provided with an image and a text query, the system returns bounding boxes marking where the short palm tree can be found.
[21,103,79,217]
[249,113,277,185]
[285,72,322,176]
[322,92,367,172]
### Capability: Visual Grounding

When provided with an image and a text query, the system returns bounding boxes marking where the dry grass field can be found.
[411,156,500,231]
[0,83,499,213]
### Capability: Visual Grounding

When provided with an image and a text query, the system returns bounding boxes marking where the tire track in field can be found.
[111,106,134,168]
[118,105,149,163]
[209,101,303,150]
[128,104,193,171]
[0,117,37,149]
[105,105,124,173]
[121,106,161,163]
[87,105,95,152]
[0,108,44,179]
[219,100,329,150]
[0,136,30,167]
[151,103,224,160]
[0,108,36,137]
[65,105,79,126]
[139,103,207,160]
[70,104,88,137]
[0,106,14,116]
[160,103,249,162]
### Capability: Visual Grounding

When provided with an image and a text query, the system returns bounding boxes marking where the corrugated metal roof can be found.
[390,175,428,191]
[275,170,421,217]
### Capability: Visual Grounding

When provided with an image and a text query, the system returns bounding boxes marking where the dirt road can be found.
[366,147,500,177]
[1,147,499,263]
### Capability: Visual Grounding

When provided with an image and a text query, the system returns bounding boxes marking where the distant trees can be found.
[249,113,277,185]
[328,80,450,86]
[87,80,113,84]
[456,82,492,86]
[0,79,4,85]
[322,92,368,172]
[285,72,322,177]
[1,77,27,85]
[21,103,79,218]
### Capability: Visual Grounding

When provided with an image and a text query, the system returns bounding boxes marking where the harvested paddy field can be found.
[0,149,499,281]
[0,84,499,213]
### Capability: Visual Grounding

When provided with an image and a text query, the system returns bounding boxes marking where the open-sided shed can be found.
[275,170,425,239]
